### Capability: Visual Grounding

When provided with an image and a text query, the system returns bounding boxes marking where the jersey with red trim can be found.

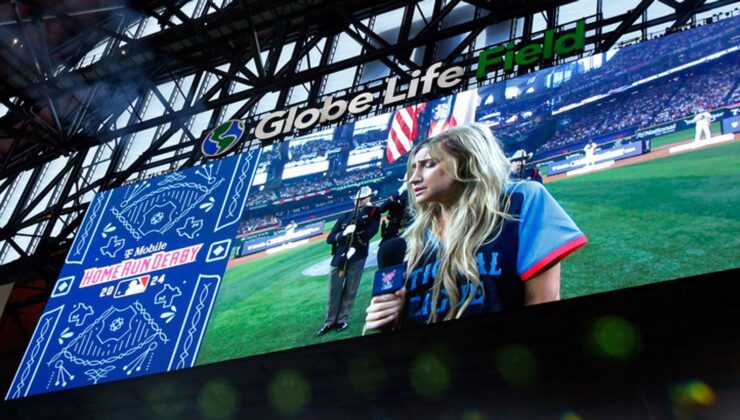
[401,181,587,327]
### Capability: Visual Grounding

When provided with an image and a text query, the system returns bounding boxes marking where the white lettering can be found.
[419,62,444,94]
[294,108,321,130]
[255,110,287,139]
[320,95,347,123]
[382,76,406,105]
[437,66,464,89]
[348,93,374,115]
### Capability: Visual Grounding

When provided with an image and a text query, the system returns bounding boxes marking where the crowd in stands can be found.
[334,168,384,188]
[237,181,392,237]
[551,16,739,108]
[288,139,334,161]
[247,189,278,207]
[237,215,281,236]
[541,82,672,150]
[536,55,738,153]
[287,197,347,218]
[653,62,739,124]
[729,83,740,104]
[352,129,388,150]
[244,167,385,208]
[258,134,386,173]
[281,177,333,199]
[492,119,542,146]
[477,95,551,122]
[249,138,335,169]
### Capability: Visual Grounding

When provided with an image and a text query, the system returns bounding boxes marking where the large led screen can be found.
[195,17,739,364]
[8,16,739,398]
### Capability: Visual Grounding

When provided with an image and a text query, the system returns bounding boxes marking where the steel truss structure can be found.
[0,0,737,300]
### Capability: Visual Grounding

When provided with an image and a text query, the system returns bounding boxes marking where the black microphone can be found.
[377,237,406,268]
[373,237,406,296]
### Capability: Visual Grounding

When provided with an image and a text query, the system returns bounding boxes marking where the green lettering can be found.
[543,28,554,59]
[554,19,585,56]
[476,45,505,79]
[503,43,516,72]
[516,43,542,66]
[475,19,586,79]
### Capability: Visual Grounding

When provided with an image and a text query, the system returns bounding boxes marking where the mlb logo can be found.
[113,275,150,298]
[381,271,396,291]
[373,264,405,296]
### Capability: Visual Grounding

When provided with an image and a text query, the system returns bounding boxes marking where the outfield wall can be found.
[546,139,647,175]
[239,221,325,256]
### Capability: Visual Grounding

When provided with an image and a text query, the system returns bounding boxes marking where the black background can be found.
[3,268,739,419]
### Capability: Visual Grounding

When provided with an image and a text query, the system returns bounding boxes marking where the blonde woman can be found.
[365,123,587,330]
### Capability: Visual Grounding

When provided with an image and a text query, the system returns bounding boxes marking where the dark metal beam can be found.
[669,0,707,30]
[595,0,654,53]
[344,25,410,80]
[348,16,418,71]
[658,0,681,10]
[1,0,737,285]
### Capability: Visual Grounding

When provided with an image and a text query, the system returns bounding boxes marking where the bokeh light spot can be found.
[348,352,388,396]
[146,380,186,418]
[409,351,451,399]
[197,379,239,419]
[267,369,311,417]
[590,316,641,360]
[686,380,716,406]
[670,379,716,409]
[495,343,538,389]
[561,410,582,420]
[462,409,487,420]
[669,383,693,407]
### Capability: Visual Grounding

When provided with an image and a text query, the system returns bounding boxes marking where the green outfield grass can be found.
[196,220,375,364]
[548,140,740,298]
[197,140,740,365]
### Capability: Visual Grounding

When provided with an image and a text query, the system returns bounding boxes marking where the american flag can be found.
[428,89,479,138]
[386,103,425,163]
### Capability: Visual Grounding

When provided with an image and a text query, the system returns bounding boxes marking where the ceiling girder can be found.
[0,0,737,284]
[595,0,653,53]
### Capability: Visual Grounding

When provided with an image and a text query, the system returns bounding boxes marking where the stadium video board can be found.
[7,16,740,399]
[6,152,262,399]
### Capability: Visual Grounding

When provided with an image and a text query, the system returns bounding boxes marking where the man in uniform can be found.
[284,220,298,242]
[691,108,714,143]
[317,186,380,336]
[509,149,543,183]
[582,140,598,166]
[379,182,410,245]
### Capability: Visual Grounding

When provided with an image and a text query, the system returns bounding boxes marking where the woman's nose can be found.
[409,168,421,183]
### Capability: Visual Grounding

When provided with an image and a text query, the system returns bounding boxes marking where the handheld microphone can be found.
[372,237,406,296]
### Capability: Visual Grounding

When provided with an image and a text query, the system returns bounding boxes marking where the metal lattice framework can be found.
[0,0,737,293]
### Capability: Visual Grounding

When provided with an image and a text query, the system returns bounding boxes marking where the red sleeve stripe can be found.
[520,235,588,281]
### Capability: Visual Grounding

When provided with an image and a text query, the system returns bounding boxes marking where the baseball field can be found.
[196,135,740,365]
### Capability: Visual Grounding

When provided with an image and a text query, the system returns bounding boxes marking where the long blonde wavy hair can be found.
[403,123,512,322]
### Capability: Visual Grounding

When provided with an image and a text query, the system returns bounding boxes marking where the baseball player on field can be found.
[691,109,714,143]
[583,140,598,166]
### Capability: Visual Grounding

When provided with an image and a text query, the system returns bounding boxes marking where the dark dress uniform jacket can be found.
[327,205,380,267]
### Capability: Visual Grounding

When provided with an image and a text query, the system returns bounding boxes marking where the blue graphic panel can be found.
[6,150,260,399]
